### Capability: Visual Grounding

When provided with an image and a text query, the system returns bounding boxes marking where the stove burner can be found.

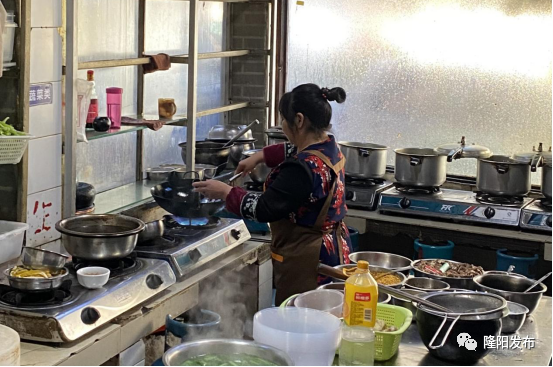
[345,176,386,188]
[394,183,441,195]
[0,280,73,308]
[475,193,524,207]
[71,254,142,279]
[245,181,264,192]
[164,215,221,230]
[537,198,552,210]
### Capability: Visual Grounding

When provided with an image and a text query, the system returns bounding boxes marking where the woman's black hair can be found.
[278,83,346,133]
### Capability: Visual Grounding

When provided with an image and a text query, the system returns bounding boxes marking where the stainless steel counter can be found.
[377,297,552,366]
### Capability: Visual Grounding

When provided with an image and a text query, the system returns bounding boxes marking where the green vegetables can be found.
[181,353,278,366]
[0,117,25,136]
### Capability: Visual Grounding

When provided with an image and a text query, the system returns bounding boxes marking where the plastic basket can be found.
[0,135,33,164]
[374,303,413,361]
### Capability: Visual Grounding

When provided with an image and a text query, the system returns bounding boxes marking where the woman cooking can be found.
[193,83,352,305]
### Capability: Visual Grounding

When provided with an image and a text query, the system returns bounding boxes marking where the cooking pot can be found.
[56,214,145,260]
[76,182,96,210]
[513,145,552,198]
[5,267,69,291]
[151,182,226,218]
[242,149,271,184]
[436,136,492,162]
[415,292,507,363]
[208,125,254,141]
[179,141,232,175]
[338,141,388,179]
[208,139,256,169]
[265,127,288,145]
[543,159,552,198]
[394,148,447,187]
[477,155,531,196]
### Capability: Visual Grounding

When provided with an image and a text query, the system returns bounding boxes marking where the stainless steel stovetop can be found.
[345,179,394,211]
[0,257,176,342]
[379,187,533,227]
[134,217,251,279]
[520,199,552,232]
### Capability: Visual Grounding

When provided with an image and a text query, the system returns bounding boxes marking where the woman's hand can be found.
[235,150,264,177]
[192,180,232,200]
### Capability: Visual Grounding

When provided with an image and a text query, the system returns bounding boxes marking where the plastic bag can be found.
[76,79,93,143]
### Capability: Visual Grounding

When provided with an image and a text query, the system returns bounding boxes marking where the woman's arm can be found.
[226,161,312,222]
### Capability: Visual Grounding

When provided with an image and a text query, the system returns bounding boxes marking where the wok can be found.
[151,182,225,218]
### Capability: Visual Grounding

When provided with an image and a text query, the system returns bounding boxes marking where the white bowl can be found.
[77,266,110,289]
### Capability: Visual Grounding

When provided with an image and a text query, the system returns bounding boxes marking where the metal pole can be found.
[136,0,146,181]
[186,0,199,172]
[63,0,78,218]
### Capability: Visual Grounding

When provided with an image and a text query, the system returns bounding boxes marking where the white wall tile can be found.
[29,81,62,137]
[28,134,62,195]
[30,28,62,83]
[31,0,62,28]
[26,187,61,247]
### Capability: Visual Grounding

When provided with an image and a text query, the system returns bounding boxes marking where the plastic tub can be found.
[295,289,344,317]
[414,238,454,260]
[496,249,538,278]
[253,307,341,366]
[2,12,17,63]
[0,221,28,264]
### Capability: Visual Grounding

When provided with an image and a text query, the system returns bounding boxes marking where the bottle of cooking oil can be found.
[343,260,378,327]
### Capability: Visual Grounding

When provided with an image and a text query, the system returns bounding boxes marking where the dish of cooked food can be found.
[9,266,66,279]
[415,259,484,278]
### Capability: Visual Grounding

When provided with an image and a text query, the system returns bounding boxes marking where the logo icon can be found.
[457,333,477,350]
[441,204,454,212]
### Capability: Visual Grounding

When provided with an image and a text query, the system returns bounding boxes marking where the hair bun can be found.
[322,87,346,103]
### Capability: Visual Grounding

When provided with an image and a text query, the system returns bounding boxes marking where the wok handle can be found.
[428,314,460,350]
[530,153,543,173]
[359,148,371,157]
[495,164,509,174]
[447,147,463,162]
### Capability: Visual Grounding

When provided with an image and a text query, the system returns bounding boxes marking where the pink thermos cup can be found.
[106,87,123,129]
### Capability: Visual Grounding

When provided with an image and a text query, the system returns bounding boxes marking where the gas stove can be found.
[345,177,394,210]
[520,199,552,232]
[134,216,251,278]
[0,257,175,342]
[379,186,533,227]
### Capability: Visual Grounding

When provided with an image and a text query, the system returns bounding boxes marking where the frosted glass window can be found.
[286,0,552,180]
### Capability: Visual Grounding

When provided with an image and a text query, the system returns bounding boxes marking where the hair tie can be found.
[322,93,327,99]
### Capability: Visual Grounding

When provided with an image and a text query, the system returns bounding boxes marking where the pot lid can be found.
[512,143,552,165]
[436,136,492,160]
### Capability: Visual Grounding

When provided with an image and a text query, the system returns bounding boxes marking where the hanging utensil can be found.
[317,263,453,313]
[523,272,552,293]
[222,120,260,148]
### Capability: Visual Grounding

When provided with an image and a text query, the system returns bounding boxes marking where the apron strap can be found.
[303,150,345,231]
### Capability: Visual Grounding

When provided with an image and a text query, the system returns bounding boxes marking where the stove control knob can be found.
[146,274,164,289]
[546,216,552,227]
[81,307,100,325]
[399,197,411,209]
[484,207,496,219]
[231,229,241,240]
[346,191,354,201]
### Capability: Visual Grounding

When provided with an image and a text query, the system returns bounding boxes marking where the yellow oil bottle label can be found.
[344,288,378,327]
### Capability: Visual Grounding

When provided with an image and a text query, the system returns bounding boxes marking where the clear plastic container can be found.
[295,289,344,318]
[339,324,375,366]
[0,220,29,264]
[2,11,17,63]
[253,307,342,366]
[106,87,123,129]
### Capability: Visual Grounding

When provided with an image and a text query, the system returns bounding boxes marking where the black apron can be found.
[270,150,346,306]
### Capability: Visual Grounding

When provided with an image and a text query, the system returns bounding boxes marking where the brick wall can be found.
[228,3,270,145]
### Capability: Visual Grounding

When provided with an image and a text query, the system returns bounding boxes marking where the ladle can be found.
[524,272,551,293]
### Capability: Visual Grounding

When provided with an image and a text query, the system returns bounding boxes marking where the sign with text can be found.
[29,83,53,107]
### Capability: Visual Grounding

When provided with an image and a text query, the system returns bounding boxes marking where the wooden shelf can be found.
[76,50,263,70]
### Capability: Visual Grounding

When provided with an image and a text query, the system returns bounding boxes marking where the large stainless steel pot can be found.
[163,339,293,366]
[5,267,69,291]
[473,273,546,314]
[242,149,271,184]
[543,163,552,198]
[477,155,531,196]
[338,141,388,179]
[415,292,507,363]
[56,215,145,260]
[179,141,232,174]
[265,128,288,145]
[394,148,447,187]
